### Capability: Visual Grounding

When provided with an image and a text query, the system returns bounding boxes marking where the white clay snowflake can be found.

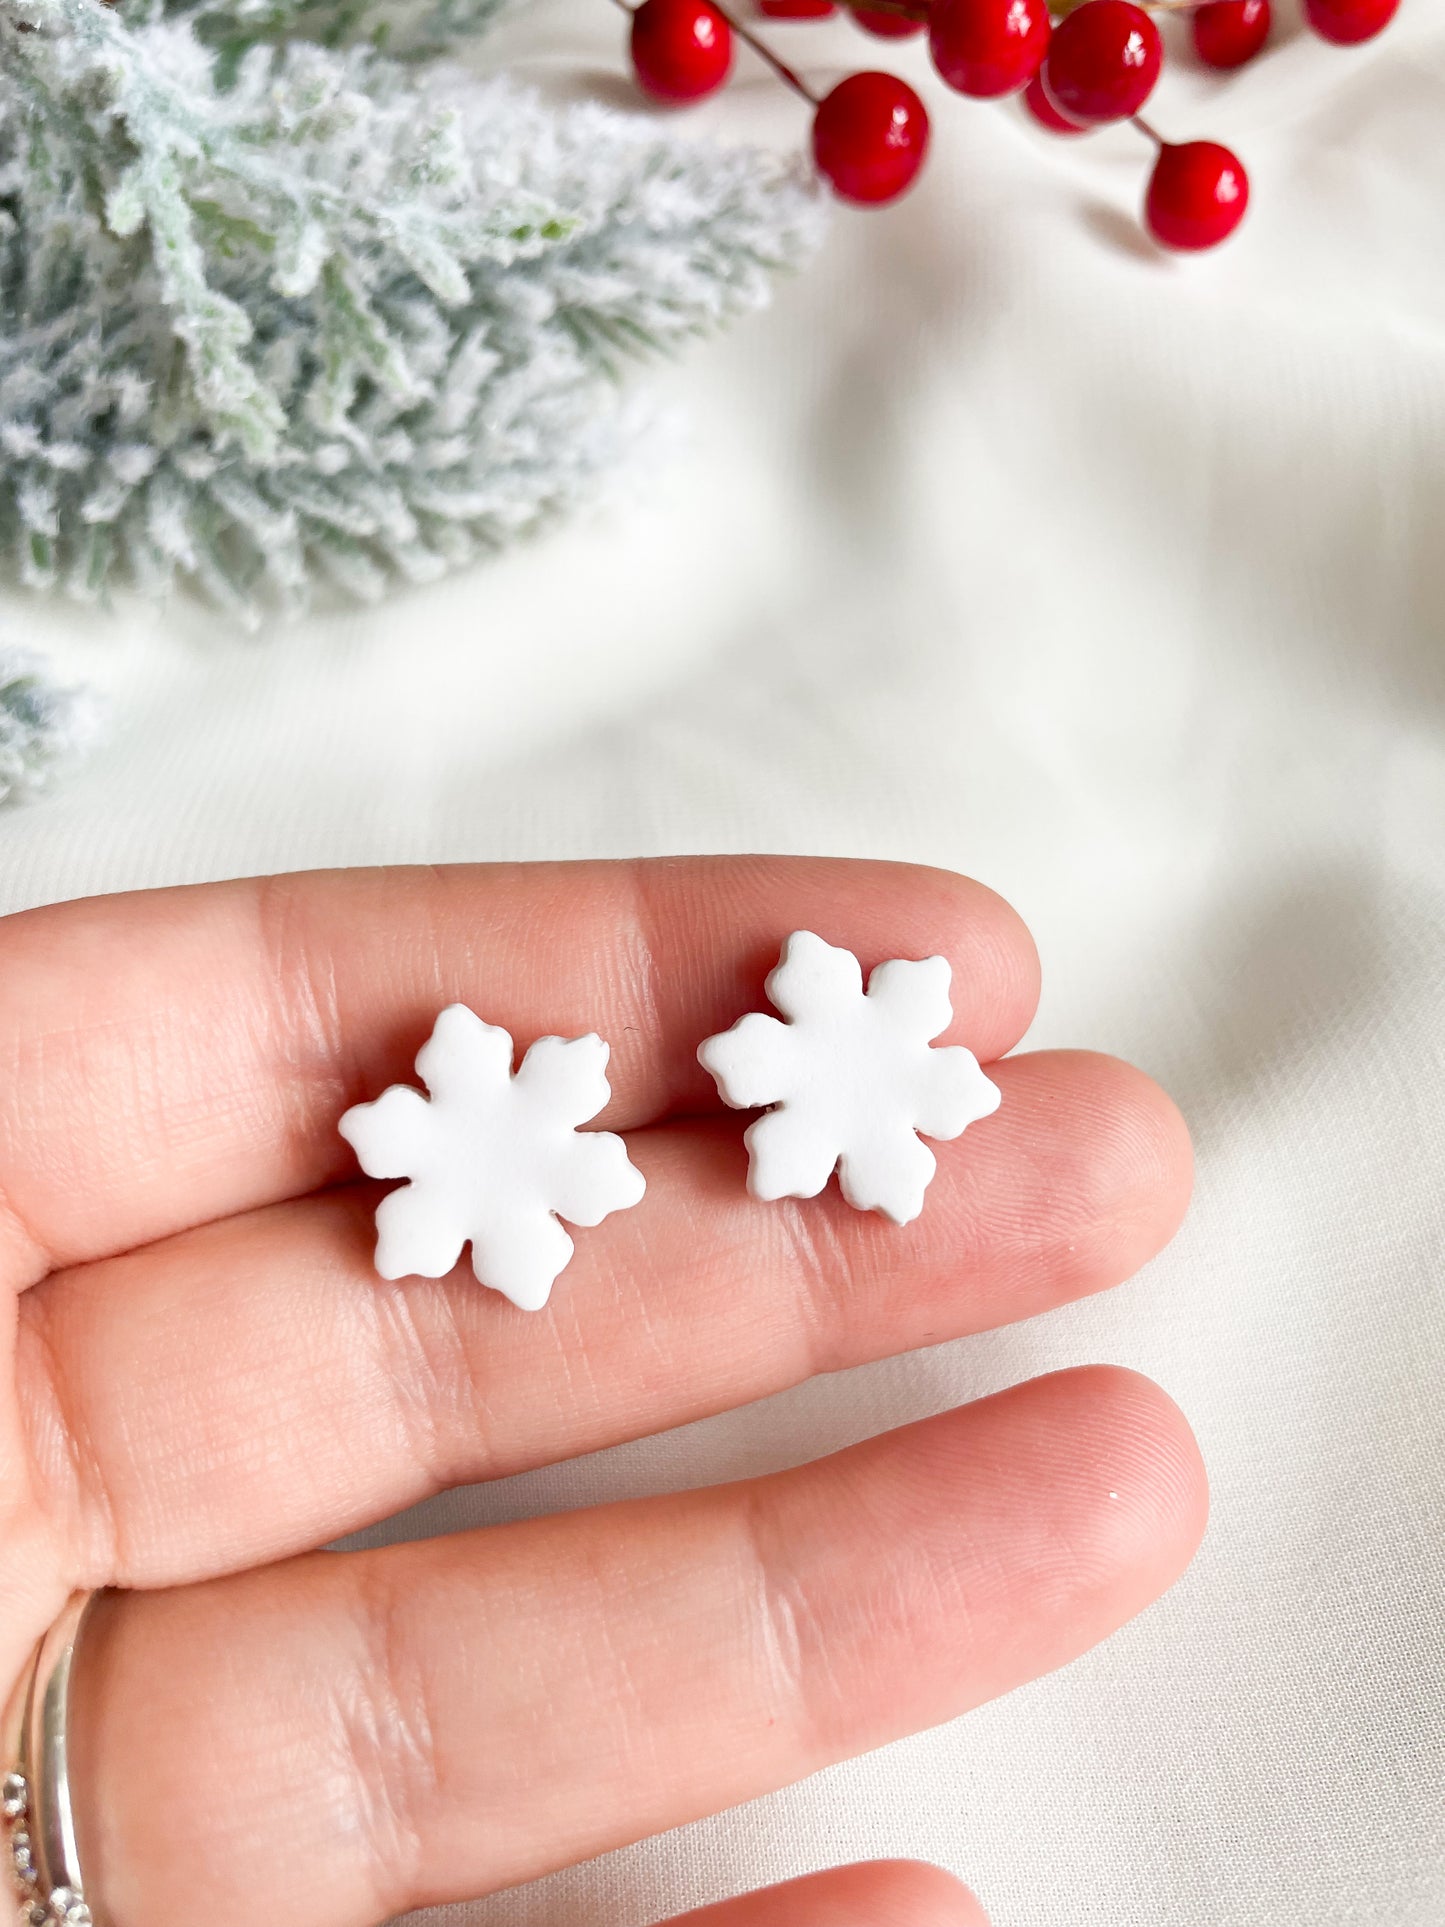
[698,931,1001,1226]
[339,1004,646,1311]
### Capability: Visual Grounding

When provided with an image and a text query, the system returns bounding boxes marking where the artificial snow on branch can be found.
[133,0,516,63]
[0,0,822,623]
[0,648,102,801]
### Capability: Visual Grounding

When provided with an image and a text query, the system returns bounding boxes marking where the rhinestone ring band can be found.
[4,1594,97,1927]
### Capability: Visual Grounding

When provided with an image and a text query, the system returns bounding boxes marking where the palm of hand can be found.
[0,859,1202,1927]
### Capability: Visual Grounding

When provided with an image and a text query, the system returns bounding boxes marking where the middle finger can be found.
[72,1367,1207,1927]
[20,1050,1190,1589]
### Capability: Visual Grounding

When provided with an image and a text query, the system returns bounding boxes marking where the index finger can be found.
[0,857,1039,1282]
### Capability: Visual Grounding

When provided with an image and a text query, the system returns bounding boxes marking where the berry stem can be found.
[1063,0,1225,12]
[843,0,931,18]
[611,0,821,101]
[1131,112,1164,145]
[719,2,820,102]
[1057,0,1207,11]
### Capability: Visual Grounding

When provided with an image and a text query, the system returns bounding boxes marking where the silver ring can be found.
[4,1592,97,1927]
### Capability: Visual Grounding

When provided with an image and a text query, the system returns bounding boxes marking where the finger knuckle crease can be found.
[739,1487,829,1767]
[368,1281,475,1490]
[777,1200,850,1379]
[623,862,668,1097]
[252,873,349,1143]
[338,1566,442,1916]
[16,1291,123,1580]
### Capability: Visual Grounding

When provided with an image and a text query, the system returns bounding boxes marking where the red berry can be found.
[812,71,931,205]
[1144,139,1249,250]
[1023,69,1088,131]
[851,4,926,37]
[758,0,837,16]
[1041,0,1162,125]
[1192,0,1270,67]
[630,0,733,102]
[929,0,1051,97]
[1301,0,1399,43]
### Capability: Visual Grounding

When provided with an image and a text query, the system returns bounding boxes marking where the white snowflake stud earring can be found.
[339,1004,646,1312]
[698,931,1001,1227]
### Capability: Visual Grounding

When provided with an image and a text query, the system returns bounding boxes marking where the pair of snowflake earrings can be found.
[339,931,1002,1312]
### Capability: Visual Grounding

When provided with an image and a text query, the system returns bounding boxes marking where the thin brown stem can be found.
[1056,0,1202,11]
[714,0,821,103]
[609,0,819,105]
[835,0,929,18]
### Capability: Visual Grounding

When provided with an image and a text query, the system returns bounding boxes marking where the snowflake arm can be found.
[837,1128,937,1227]
[338,1081,436,1179]
[911,1043,1003,1142]
[469,1209,578,1315]
[338,1005,646,1309]
[742,1106,840,1203]
[698,931,1001,1224]
[512,1030,645,1228]
[374,1179,466,1280]
[866,954,953,1042]
[514,1031,613,1128]
[548,1128,647,1229]
[766,928,863,1021]
[697,1011,796,1111]
[413,1001,515,1103]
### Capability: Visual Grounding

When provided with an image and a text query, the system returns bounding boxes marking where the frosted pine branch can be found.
[0,649,102,802]
[0,0,824,623]
[125,0,516,62]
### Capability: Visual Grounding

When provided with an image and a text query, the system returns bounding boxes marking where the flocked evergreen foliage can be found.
[0,0,822,622]
[0,647,102,799]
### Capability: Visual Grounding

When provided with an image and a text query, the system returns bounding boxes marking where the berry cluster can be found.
[624,0,1404,249]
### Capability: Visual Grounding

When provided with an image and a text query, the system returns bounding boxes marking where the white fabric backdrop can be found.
[3,3,1444,1922]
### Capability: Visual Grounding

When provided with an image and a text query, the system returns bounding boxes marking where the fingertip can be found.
[838,1859,992,1925]
[909,864,1041,1065]
[669,1860,989,1927]
[762,1366,1209,1759]
[983,1051,1194,1302]
[1083,1050,1195,1282]
[1020,1363,1211,1605]
[1102,1055,1195,1254]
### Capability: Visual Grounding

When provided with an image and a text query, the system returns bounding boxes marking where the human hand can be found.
[0,858,1204,1926]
